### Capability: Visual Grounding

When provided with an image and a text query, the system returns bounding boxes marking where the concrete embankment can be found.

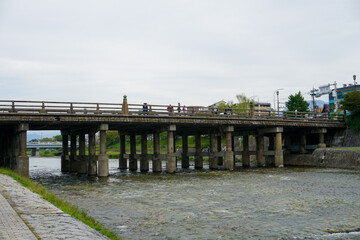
[285,149,360,169]
[0,174,110,240]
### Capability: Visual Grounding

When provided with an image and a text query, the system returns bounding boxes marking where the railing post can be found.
[11,101,15,112]
[69,103,74,114]
[123,95,128,114]
[95,104,101,114]
[249,102,254,118]
[40,102,46,113]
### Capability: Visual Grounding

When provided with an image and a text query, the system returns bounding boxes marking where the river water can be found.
[29,157,360,240]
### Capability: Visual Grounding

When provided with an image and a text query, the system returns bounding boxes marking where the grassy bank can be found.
[0,168,122,240]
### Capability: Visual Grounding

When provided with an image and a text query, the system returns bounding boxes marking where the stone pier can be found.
[224,126,234,170]
[242,134,250,167]
[209,132,217,169]
[181,134,189,169]
[166,125,176,173]
[195,134,203,169]
[15,124,29,177]
[88,132,97,176]
[119,134,127,170]
[153,132,162,172]
[78,133,87,174]
[61,131,69,172]
[129,134,137,171]
[69,134,77,172]
[98,124,109,177]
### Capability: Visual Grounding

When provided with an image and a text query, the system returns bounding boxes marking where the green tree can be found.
[341,90,360,131]
[341,91,360,114]
[106,131,120,147]
[54,135,62,142]
[286,91,309,112]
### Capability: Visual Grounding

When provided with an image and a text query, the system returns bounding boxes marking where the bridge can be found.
[26,142,64,156]
[0,99,346,177]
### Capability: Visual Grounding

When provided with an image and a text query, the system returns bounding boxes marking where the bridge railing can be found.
[0,100,344,122]
[0,100,123,115]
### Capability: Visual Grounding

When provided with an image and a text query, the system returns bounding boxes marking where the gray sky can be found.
[1,0,359,107]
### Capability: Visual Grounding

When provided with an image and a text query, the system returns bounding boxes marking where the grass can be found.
[0,168,122,240]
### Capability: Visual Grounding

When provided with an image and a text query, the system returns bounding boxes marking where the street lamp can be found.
[273,88,284,112]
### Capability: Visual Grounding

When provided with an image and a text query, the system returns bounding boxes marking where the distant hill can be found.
[27,131,60,141]
[307,100,325,109]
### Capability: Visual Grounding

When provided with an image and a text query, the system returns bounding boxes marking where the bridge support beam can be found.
[195,134,203,169]
[274,132,284,167]
[98,124,109,177]
[181,134,189,169]
[15,124,29,177]
[312,128,327,149]
[242,135,250,167]
[88,132,97,176]
[61,131,69,172]
[153,132,162,172]
[166,125,176,173]
[119,134,127,170]
[129,134,137,171]
[209,132,217,169]
[224,126,234,170]
[140,134,149,172]
[78,133,87,174]
[217,136,223,165]
[69,134,78,172]
[256,135,265,167]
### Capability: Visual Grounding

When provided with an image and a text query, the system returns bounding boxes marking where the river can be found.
[29,157,360,240]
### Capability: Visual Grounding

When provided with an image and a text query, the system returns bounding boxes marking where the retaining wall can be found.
[285,148,360,170]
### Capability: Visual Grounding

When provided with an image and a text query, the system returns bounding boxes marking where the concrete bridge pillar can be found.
[98,124,109,177]
[274,132,284,167]
[217,135,223,165]
[256,135,265,167]
[166,125,176,173]
[224,126,234,170]
[69,134,78,172]
[88,132,97,176]
[129,134,137,171]
[140,134,149,172]
[61,131,69,172]
[15,124,29,177]
[242,135,250,167]
[118,133,127,170]
[78,133,87,174]
[312,128,327,149]
[153,132,162,172]
[209,132,217,169]
[195,134,203,169]
[181,134,189,168]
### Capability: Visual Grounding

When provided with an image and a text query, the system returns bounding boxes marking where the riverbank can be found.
[285,148,360,169]
[0,169,121,240]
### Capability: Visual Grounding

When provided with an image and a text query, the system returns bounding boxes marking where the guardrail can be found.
[0,100,344,122]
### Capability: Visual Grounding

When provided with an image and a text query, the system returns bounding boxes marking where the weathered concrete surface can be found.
[0,193,37,240]
[285,149,360,169]
[0,174,110,240]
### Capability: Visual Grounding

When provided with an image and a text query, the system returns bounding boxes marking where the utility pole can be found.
[273,88,284,113]
[310,87,317,112]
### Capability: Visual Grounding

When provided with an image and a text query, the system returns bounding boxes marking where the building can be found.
[329,84,360,113]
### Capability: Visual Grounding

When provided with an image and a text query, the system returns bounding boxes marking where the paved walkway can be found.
[0,174,110,240]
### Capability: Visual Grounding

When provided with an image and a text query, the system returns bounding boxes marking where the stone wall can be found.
[285,149,360,170]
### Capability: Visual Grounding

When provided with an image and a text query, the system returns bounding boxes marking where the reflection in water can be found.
[30,157,360,240]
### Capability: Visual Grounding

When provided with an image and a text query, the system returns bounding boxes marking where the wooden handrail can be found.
[0,100,344,122]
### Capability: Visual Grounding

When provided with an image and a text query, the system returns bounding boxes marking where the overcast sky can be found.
[1,0,359,108]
